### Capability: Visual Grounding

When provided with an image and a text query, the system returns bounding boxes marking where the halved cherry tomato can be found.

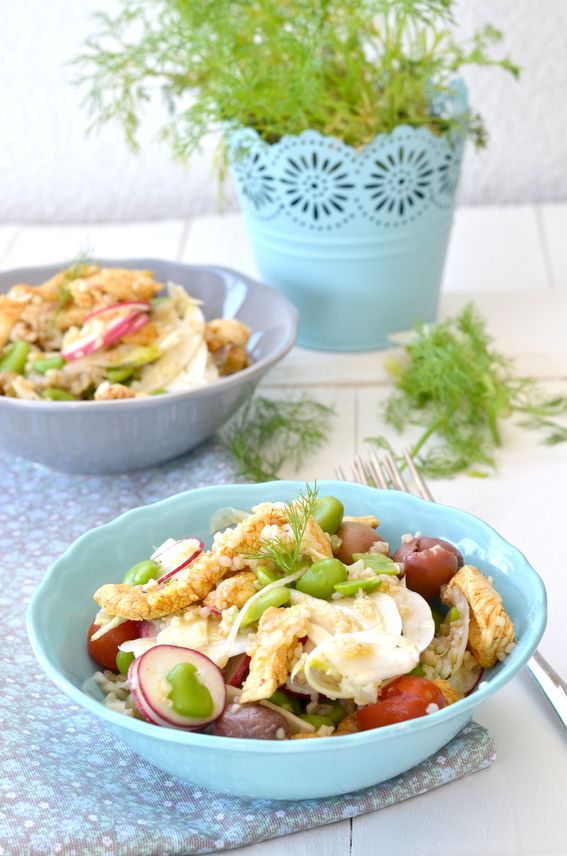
[357,675,446,730]
[86,620,141,671]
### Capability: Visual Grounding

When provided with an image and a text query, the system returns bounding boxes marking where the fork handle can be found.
[526,650,567,730]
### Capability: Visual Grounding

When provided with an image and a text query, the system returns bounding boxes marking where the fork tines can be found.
[335,450,433,502]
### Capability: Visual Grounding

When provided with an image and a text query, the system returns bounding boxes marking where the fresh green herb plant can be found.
[76,0,518,168]
[222,395,335,482]
[245,482,320,576]
[369,305,567,477]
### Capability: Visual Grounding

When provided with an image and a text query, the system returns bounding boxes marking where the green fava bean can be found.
[268,689,302,715]
[33,355,65,374]
[116,650,135,675]
[296,558,347,600]
[333,578,381,596]
[255,564,280,587]
[0,340,30,374]
[312,496,344,535]
[166,662,213,718]
[41,388,76,401]
[122,559,161,586]
[105,366,135,383]
[409,664,425,676]
[300,713,335,729]
[352,552,398,574]
[240,586,290,627]
[326,703,347,726]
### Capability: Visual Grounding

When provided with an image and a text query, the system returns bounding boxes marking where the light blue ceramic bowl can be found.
[27,481,546,800]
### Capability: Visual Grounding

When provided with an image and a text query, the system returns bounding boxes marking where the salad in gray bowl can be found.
[0,259,298,473]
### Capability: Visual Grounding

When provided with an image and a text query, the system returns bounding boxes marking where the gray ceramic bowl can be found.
[0,259,298,473]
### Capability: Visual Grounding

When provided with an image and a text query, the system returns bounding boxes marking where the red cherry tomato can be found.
[86,620,141,670]
[357,675,446,731]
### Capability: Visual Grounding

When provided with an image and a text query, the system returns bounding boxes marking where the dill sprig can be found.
[50,254,94,330]
[222,396,335,482]
[75,0,519,168]
[245,483,319,575]
[368,305,567,478]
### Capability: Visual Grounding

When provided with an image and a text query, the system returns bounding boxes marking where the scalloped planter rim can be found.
[228,122,464,351]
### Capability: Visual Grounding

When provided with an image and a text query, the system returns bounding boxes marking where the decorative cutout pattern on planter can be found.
[229,128,279,221]
[228,82,466,230]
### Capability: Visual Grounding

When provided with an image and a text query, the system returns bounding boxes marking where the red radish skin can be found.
[128,645,226,729]
[61,334,101,361]
[84,301,151,322]
[466,668,484,696]
[151,537,203,564]
[226,654,251,688]
[139,621,158,638]
[62,307,150,360]
[151,538,204,584]
[101,311,149,349]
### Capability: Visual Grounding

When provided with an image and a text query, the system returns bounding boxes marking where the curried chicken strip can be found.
[204,571,258,612]
[240,604,310,704]
[94,381,137,400]
[205,318,250,352]
[68,267,162,309]
[443,565,515,668]
[94,501,331,620]
[0,295,27,348]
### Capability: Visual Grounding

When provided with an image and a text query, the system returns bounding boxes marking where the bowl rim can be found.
[0,260,298,410]
[26,480,547,753]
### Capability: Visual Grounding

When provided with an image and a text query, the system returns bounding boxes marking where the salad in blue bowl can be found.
[27,481,546,799]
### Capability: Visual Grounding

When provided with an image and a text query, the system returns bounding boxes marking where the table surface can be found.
[2,205,566,856]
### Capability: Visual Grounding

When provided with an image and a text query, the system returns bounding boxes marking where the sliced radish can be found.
[84,301,151,322]
[450,663,484,696]
[61,332,103,361]
[128,645,226,729]
[150,537,204,583]
[102,311,149,349]
[62,306,150,361]
[225,653,251,688]
[139,620,158,638]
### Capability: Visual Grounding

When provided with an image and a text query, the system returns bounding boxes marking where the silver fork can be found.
[335,450,567,731]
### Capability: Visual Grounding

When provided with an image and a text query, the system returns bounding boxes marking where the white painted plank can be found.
[539,203,567,288]
[442,205,549,292]
[0,226,19,265]
[266,289,567,388]
[181,213,259,277]
[257,386,356,482]
[0,221,187,270]
[228,820,351,856]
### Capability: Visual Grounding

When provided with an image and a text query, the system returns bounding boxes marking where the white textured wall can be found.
[1,0,566,222]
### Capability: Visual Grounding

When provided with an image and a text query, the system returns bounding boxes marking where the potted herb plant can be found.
[78,0,517,350]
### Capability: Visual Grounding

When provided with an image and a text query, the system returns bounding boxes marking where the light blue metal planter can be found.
[228,87,466,351]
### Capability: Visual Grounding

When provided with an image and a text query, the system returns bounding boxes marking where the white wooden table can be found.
[3,206,566,856]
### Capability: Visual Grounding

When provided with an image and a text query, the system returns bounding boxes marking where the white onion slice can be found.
[387,586,435,652]
[304,631,420,702]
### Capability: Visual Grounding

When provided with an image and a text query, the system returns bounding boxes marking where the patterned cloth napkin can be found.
[0,445,495,856]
